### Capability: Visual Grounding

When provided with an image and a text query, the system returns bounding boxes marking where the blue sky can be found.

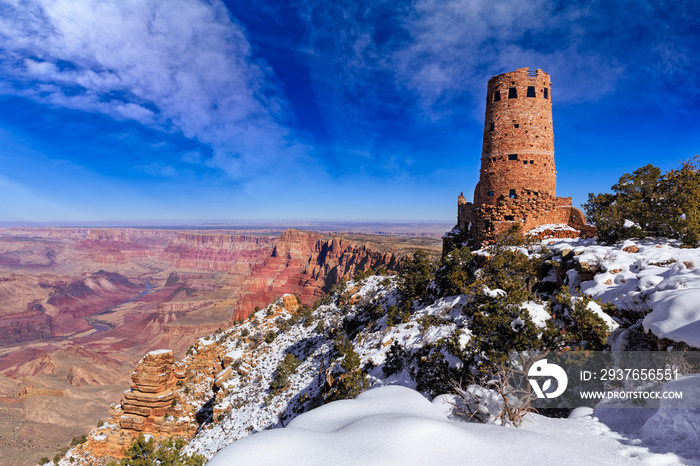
[0,0,697,223]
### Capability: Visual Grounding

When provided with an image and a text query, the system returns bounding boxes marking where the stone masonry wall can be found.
[456,188,595,245]
[474,67,556,208]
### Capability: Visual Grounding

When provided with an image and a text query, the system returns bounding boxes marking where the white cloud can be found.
[0,0,301,179]
[293,0,631,148]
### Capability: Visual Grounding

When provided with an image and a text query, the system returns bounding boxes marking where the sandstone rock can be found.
[623,245,640,253]
[115,350,180,436]
[237,362,252,376]
[577,260,599,282]
[214,366,233,388]
[281,294,300,313]
[119,414,144,431]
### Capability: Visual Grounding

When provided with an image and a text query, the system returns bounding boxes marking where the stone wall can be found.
[456,188,595,245]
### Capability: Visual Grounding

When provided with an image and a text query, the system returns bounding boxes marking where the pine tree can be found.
[585,159,700,246]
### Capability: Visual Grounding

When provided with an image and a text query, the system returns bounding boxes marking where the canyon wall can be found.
[0,226,420,466]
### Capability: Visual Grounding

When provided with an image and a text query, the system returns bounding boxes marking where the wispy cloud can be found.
[296,0,399,167]
[0,0,302,180]
[391,0,628,118]
[295,0,696,125]
[291,0,631,169]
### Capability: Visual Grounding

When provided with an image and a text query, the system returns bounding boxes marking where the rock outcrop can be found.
[84,350,195,458]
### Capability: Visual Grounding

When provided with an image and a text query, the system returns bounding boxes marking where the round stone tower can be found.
[473,67,555,207]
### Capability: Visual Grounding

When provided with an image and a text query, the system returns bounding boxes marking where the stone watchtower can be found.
[475,69,555,207]
[448,68,596,247]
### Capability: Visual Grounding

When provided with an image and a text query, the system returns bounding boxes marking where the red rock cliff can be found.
[233,229,402,319]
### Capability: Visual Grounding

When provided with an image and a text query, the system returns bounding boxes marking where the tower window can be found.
[508,87,517,99]
[487,191,494,197]
[514,124,519,128]
[527,86,536,97]
[509,189,516,198]
[523,160,528,165]
[504,215,515,221]
[544,88,549,99]
[493,91,501,102]
[508,154,518,161]
[490,123,495,131]
[530,160,534,164]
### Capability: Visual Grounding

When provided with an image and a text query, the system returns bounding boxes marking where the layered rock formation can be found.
[234,229,403,319]
[84,350,195,458]
[165,233,275,271]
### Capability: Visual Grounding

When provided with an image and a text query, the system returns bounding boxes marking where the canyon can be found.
[0,226,440,465]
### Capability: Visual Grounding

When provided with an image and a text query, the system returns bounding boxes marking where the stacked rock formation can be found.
[119,350,179,432]
[81,350,196,458]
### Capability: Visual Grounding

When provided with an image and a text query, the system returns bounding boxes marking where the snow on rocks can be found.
[587,300,619,332]
[547,237,700,347]
[185,239,700,464]
[529,223,578,234]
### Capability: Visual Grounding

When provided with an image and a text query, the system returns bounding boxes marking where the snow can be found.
[643,289,700,347]
[593,375,700,465]
[207,385,686,466]
[457,330,471,349]
[588,301,620,331]
[483,285,506,298]
[637,376,700,462]
[520,301,551,328]
[544,238,700,347]
[224,349,244,361]
[528,223,578,234]
[434,385,504,423]
[172,238,700,465]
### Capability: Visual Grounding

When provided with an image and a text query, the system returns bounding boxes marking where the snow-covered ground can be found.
[208,384,690,465]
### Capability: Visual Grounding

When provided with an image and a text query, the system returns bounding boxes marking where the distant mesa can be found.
[446,67,596,247]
